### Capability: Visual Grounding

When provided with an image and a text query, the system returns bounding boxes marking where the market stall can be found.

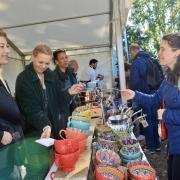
[45,87,156,180]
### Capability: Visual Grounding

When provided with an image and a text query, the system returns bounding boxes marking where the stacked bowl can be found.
[54,138,80,172]
[120,146,142,164]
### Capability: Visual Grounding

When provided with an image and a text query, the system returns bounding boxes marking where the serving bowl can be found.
[120,146,141,160]
[96,165,125,180]
[96,149,121,167]
[54,138,79,154]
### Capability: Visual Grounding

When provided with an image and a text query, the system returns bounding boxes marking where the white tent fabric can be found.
[0,0,131,55]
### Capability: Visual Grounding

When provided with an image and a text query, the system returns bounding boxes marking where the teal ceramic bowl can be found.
[67,119,90,131]
[120,146,141,160]
[87,82,97,89]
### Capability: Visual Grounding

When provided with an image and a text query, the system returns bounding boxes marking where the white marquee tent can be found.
[0,0,131,97]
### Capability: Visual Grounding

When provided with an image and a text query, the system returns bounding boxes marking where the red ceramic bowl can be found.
[54,138,79,154]
[60,128,87,141]
[55,149,80,168]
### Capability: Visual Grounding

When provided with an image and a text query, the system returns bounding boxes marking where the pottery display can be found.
[96,165,125,180]
[96,149,121,167]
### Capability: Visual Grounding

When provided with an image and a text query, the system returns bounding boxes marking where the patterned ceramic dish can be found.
[96,165,125,180]
[98,133,116,143]
[128,165,156,180]
[92,141,119,153]
[120,138,139,148]
[96,149,121,167]
[120,146,141,160]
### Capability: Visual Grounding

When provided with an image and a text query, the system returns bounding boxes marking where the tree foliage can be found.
[126,0,180,57]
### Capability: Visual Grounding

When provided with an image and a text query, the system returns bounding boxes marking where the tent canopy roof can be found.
[0,0,131,56]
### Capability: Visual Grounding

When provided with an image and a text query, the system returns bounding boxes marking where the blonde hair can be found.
[32,44,52,57]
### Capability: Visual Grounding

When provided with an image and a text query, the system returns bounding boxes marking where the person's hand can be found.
[41,126,51,138]
[1,131,13,145]
[97,74,104,80]
[69,83,85,95]
[121,89,135,100]
[157,109,165,120]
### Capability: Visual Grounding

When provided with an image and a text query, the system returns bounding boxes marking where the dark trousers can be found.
[143,107,160,151]
[168,155,180,180]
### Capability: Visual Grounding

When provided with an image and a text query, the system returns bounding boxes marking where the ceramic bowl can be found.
[54,138,79,154]
[68,115,89,123]
[120,138,139,148]
[98,134,116,142]
[93,141,119,153]
[95,124,112,134]
[128,164,156,180]
[120,146,141,160]
[59,128,87,141]
[87,81,97,89]
[96,149,121,167]
[67,119,90,131]
[96,165,125,180]
[54,149,80,172]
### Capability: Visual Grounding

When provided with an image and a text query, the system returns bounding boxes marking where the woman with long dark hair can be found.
[122,32,180,180]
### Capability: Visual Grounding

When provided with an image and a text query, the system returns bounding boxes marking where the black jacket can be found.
[16,63,71,139]
[53,67,77,117]
[0,80,24,147]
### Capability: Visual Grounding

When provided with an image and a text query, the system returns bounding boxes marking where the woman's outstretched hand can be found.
[121,89,135,100]
[68,83,85,95]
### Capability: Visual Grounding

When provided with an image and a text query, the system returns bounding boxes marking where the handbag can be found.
[161,99,168,141]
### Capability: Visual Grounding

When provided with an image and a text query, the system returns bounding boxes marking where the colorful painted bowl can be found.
[121,155,142,164]
[128,165,156,180]
[93,141,119,153]
[98,134,116,142]
[96,149,121,167]
[54,138,79,154]
[96,165,125,180]
[120,146,141,160]
[120,138,139,148]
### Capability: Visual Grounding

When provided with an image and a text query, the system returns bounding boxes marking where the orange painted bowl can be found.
[54,138,79,154]
[95,149,121,167]
[128,164,156,180]
[96,165,125,180]
[54,149,80,169]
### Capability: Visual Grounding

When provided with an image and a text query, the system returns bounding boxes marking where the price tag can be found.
[139,118,149,128]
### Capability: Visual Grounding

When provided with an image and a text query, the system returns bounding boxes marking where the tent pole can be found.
[113,0,126,104]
